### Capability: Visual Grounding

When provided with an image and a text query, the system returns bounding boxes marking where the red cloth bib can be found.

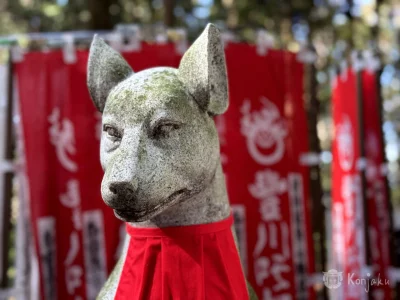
[115,215,249,300]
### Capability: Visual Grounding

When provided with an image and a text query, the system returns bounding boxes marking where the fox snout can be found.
[103,181,137,210]
[109,181,135,198]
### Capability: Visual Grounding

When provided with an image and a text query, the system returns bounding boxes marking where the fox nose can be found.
[109,182,135,199]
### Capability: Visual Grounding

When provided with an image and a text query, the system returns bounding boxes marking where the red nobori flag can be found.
[15,44,181,300]
[15,50,120,300]
[16,42,315,300]
[218,44,315,299]
[362,70,391,299]
[331,68,367,299]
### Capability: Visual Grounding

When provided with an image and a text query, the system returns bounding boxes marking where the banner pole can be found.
[355,59,372,299]
[0,49,15,289]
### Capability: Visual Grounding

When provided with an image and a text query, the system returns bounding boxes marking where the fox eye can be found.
[103,124,122,140]
[152,122,181,139]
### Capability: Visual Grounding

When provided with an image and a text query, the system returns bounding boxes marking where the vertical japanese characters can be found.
[241,97,306,298]
[48,107,84,298]
[331,68,367,300]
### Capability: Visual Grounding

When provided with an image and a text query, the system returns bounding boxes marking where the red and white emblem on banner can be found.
[221,47,315,299]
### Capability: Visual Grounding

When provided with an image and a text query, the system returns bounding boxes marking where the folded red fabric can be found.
[115,215,249,300]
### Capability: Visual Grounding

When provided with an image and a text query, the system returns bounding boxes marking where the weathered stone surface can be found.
[178,23,229,115]
[87,35,133,112]
[88,23,256,299]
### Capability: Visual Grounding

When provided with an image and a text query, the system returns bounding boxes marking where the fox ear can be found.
[178,23,228,115]
[87,35,133,112]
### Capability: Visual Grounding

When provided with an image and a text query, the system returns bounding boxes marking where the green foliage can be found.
[0,0,389,55]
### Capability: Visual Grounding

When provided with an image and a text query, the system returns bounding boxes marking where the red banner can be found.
[15,44,181,300]
[16,43,315,300]
[331,68,367,299]
[220,44,315,299]
[362,70,391,299]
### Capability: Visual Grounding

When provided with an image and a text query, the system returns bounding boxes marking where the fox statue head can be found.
[87,24,229,224]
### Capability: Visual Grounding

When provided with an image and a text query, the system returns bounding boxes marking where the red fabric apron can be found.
[115,215,249,300]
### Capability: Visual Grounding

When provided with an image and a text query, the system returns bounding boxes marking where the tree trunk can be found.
[163,0,175,27]
[305,63,328,300]
[88,0,118,30]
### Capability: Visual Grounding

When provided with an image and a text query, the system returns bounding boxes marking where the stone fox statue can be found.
[87,24,257,299]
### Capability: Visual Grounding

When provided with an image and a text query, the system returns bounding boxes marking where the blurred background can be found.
[2,0,400,299]
[3,0,400,188]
